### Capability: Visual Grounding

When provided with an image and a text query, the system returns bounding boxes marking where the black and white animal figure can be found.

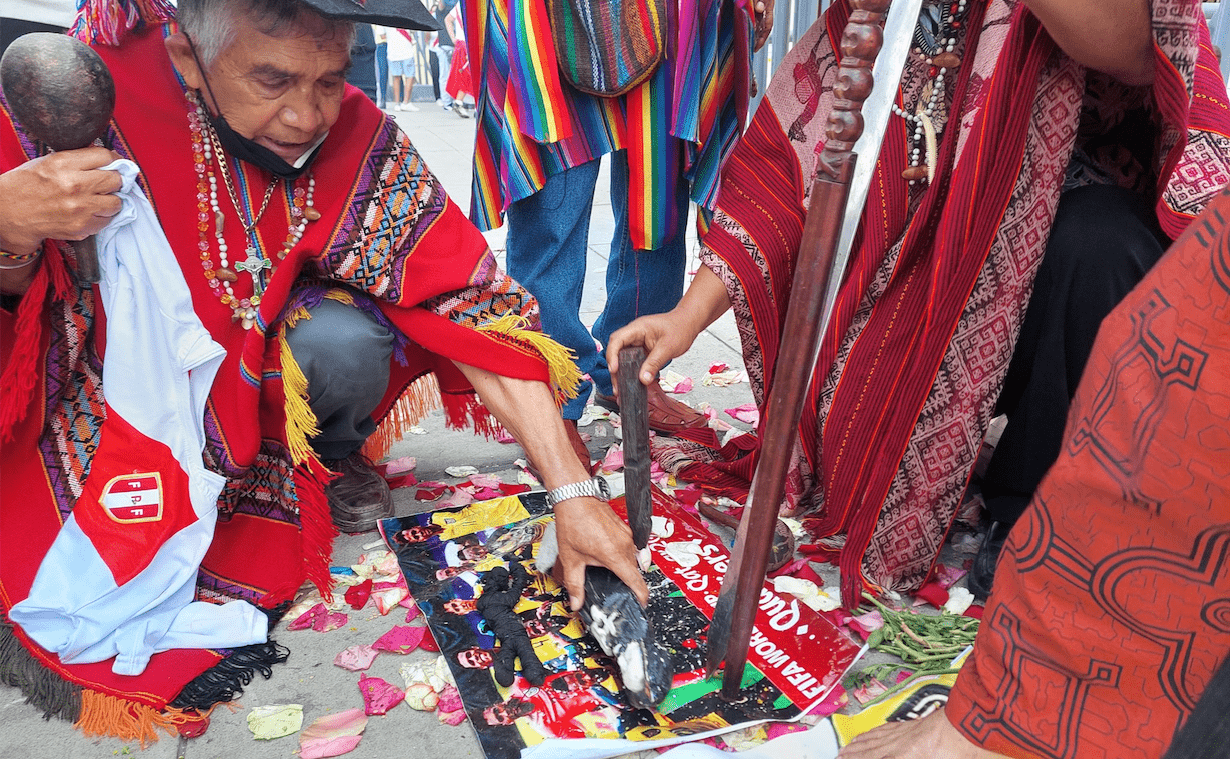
[477,562,546,687]
[537,522,674,709]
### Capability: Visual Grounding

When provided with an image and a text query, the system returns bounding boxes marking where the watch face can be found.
[594,476,611,500]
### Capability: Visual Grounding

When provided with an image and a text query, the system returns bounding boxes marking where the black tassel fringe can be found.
[0,622,82,723]
[169,640,290,710]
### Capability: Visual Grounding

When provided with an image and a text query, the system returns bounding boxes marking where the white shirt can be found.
[381,25,417,61]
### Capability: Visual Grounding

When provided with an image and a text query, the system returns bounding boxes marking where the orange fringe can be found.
[360,373,444,461]
[75,690,195,747]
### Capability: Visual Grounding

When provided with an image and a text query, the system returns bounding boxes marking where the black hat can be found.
[301,0,441,30]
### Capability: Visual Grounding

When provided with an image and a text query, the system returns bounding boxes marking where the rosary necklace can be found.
[187,91,318,329]
[891,0,969,186]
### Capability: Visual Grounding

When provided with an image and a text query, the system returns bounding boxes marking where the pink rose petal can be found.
[439,490,474,509]
[437,685,463,713]
[288,603,349,633]
[803,684,848,718]
[299,708,368,759]
[373,587,408,615]
[334,645,379,671]
[599,446,624,472]
[849,610,884,639]
[470,474,502,489]
[934,562,968,588]
[438,708,467,726]
[287,603,326,631]
[358,674,404,716]
[404,604,421,623]
[372,625,426,654]
[384,457,417,475]
[472,487,503,500]
[724,403,760,425]
[665,377,693,393]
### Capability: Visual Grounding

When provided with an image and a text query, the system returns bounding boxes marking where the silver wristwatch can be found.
[545,476,611,508]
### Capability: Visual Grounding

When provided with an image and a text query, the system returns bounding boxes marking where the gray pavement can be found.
[0,103,756,759]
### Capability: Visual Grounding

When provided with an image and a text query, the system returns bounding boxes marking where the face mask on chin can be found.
[186,34,327,180]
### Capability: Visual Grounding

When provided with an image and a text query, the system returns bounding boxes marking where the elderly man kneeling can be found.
[0,0,644,736]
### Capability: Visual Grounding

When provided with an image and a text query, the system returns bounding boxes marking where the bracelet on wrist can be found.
[0,253,41,270]
[0,248,41,267]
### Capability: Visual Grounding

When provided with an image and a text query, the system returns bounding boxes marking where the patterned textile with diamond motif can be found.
[946,184,1230,759]
[691,0,1230,605]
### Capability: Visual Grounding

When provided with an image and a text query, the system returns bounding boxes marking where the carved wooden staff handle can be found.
[706,0,891,700]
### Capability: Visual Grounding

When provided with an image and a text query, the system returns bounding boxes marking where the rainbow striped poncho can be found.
[460,0,753,250]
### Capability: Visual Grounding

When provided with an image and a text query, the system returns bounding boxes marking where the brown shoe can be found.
[324,452,394,533]
[595,384,708,434]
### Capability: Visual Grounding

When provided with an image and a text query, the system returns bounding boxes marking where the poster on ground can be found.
[381,489,861,759]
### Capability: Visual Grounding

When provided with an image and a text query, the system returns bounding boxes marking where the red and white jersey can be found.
[9,160,267,676]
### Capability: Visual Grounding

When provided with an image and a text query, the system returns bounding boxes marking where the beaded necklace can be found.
[891,0,969,186]
[187,91,319,329]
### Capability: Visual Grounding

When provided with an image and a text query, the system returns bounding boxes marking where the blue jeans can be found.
[506,151,689,420]
[375,42,389,108]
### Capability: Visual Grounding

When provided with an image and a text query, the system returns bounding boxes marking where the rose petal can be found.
[404,682,440,711]
[914,580,949,609]
[445,465,479,478]
[383,456,417,475]
[724,403,760,425]
[436,684,463,713]
[373,587,409,615]
[334,645,379,671]
[934,562,968,588]
[344,579,373,610]
[372,625,426,654]
[287,603,325,631]
[383,473,418,490]
[358,674,405,716]
[299,708,367,759]
[599,445,624,472]
[498,483,531,496]
[247,703,304,740]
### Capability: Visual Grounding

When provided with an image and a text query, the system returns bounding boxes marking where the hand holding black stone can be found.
[1,33,116,284]
[477,562,545,687]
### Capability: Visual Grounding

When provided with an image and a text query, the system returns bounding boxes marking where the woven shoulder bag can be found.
[548,0,667,97]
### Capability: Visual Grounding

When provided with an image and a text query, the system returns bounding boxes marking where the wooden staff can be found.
[617,345,654,550]
[705,0,892,698]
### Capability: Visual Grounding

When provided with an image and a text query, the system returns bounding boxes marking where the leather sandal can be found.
[595,385,708,434]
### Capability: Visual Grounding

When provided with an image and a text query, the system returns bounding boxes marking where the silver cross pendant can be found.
[235,246,272,295]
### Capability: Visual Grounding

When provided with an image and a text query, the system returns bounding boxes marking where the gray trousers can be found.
[284,299,394,460]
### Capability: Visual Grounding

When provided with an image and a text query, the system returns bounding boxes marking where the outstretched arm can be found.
[1024,0,1154,85]
[451,361,649,610]
[607,263,732,391]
